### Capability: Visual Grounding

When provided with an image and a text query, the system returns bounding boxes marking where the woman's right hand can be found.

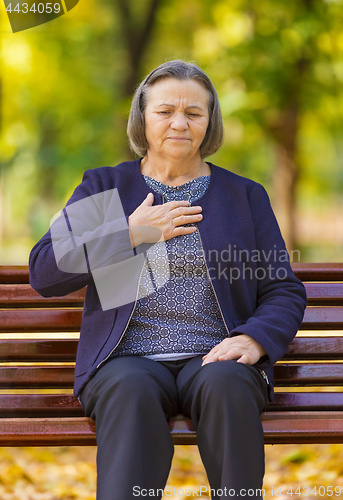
[128,192,203,248]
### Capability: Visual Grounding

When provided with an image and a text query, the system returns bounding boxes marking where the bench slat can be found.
[274,363,343,385]
[1,337,343,362]
[0,363,342,388]
[0,393,343,418]
[0,394,83,417]
[0,266,29,284]
[284,337,343,359]
[1,264,342,284]
[0,285,85,307]
[269,392,343,411]
[301,307,343,329]
[0,366,75,388]
[261,411,343,444]
[282,337,343,361]
[305,283,343,306]
[0,310,82,332]
[0,307,341,332]
[1,283,342,307]
[0,339,77,361]
[1,414,343,446]
[291,263,343,281]
[0,417,97,446]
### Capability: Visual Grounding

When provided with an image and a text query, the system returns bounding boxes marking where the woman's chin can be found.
[161,146,195,161]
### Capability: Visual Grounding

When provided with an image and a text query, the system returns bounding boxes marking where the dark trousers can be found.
[79,355,268,500]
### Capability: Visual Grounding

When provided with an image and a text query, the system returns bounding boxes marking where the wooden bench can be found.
[0,263,342,446]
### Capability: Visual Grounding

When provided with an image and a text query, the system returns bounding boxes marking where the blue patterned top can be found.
[111,174,228,361]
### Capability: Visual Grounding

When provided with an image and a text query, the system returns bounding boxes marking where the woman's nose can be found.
[171,112,188,130]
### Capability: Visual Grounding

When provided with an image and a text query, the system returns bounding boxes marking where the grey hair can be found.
[127,60,224,159]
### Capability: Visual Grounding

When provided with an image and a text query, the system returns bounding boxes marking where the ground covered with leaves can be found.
[0,444,343,499]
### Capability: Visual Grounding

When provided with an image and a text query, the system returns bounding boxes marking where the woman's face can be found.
[144,78,210,161]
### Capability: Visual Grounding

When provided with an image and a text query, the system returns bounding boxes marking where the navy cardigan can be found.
[29,159,307,401]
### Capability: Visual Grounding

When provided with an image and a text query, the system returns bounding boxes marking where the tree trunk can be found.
[118,0,163,98]
[115,0,163,158]
[269,53,311,251]
[272,141,299,252]
[267,0,314,252]
[270,103,300,252]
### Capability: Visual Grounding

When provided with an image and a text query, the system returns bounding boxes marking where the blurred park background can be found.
[0,0,342,264]
[0,0,343,498]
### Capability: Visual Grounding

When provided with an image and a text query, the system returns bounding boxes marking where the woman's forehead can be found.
[146,78,209,107]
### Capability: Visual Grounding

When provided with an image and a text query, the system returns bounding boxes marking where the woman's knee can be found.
[192,360,267,412]
[82,356,178,418]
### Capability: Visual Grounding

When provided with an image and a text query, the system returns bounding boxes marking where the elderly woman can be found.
[29,60,307,499]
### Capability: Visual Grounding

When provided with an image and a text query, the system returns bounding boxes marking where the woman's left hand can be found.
[201,335,266,366]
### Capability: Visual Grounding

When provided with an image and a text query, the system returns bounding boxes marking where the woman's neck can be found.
[140,154,210,186]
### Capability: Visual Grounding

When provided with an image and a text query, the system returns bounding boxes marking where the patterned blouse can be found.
[111,174,228,361]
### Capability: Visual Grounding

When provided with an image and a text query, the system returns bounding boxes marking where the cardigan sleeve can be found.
[228,182,307,369]
[29,168,135,298]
